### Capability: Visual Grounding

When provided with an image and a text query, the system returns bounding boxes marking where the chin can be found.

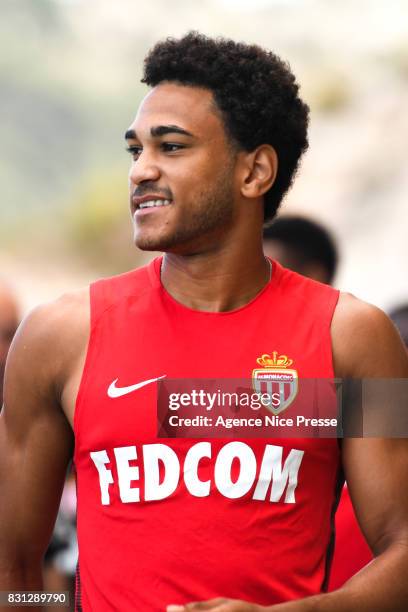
[134,231,173,252]
[134,225,202,254]
[135,238,163,252]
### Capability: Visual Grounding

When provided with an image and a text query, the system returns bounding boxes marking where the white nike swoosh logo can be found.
[107,375,167,398]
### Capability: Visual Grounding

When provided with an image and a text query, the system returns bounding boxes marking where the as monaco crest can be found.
[252,352,298,415]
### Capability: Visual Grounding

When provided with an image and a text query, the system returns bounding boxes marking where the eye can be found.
[161,142,185,153]
[126,145,142,161]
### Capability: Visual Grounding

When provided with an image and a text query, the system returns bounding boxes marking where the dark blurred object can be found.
[0,279,19,404]
[263,215,338,284]
[389,305,408,347]
[44,472,77,612]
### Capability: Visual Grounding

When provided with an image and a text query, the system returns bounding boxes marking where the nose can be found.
[129,151,161,186]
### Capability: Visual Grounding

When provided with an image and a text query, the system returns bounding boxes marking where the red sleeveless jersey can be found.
[74,257,341,611]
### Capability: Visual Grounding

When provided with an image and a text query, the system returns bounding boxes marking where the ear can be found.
[239,145,278,201]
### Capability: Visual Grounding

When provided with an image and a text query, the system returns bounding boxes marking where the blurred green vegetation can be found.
[66,168,140,274]
[308,72,352,113]
[387,44,408,80]
[0,0,143,214]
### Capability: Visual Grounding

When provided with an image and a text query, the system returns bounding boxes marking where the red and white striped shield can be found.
[252,368,298,415]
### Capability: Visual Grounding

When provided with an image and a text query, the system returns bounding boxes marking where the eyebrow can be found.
[124,125,195,141]
[151,124,194,138]
[125,129,137,141]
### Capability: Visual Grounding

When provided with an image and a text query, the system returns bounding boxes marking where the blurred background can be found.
[1,0,408,314]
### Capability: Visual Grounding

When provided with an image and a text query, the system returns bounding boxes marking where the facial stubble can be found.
[134,162,236,253]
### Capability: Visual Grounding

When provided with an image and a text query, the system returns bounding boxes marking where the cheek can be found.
[171,161,218,193]
[164,147,232,201]
[168,170,198,199]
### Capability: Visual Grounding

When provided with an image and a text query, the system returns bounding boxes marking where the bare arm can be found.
[273,296,408,611]
[167,294,408,612]
[0,293,88,603]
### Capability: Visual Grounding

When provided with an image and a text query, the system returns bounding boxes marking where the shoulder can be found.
[276,262,337,303]
[88,262,156,319]
[16,287,89,351]
[6,288,90,399]
[331,292,408,378]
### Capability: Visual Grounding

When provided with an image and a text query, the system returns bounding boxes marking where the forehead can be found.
[129,83,224,139]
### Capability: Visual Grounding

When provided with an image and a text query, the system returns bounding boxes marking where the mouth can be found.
[132,194,173,213]
[138,199,172,209]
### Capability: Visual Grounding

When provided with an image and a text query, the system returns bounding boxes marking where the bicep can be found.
[334,295,408,552]
[0,308,74,566]
[343,437,408,555]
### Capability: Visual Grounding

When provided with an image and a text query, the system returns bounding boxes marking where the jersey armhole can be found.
[324,288,341,379]
[73,282,103,448]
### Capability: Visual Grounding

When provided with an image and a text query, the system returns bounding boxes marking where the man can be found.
[0,279,19,405]
[1,32,408,612]
[263,216,338,285]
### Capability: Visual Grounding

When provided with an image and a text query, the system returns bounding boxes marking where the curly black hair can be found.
[142,31,309,221]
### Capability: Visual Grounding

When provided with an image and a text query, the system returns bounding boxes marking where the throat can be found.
[160,255,272,313]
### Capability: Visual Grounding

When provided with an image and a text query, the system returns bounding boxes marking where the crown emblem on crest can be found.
[256,352,293,368]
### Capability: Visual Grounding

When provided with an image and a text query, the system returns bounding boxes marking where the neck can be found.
[160,242,271,312]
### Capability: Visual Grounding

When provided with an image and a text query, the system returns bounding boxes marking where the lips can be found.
[132,194,173,210]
